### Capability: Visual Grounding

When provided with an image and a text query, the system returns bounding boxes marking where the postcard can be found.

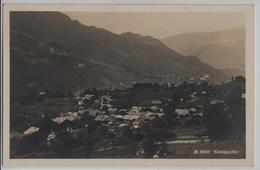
[2,4,255,167]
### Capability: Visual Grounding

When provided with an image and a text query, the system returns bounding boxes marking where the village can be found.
[10,76,246,158]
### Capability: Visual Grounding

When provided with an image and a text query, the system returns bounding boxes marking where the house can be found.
[100,103,113,110]
[48,47,68,56]
[74,96,82,100]
[49,47,55,54]
[52,117,67,124]
[73,90,85,98]
[39,91,46,96]
[78,100,84,106]
[52,112,80,124]
[131,106,142,112]
[78,106,86,110]
[145,111,156,120]
[94,115,109,122]
[153,154,159,159]
[108,108,118,114]
[204,74,210,78]
[23,126,40,136]
[194,112,203,117]
[86,108,99,117]
[201,91,207,95]
[151,100,162,105]
[119,123,128,128]
[84,94,94,100]
[94,99,100,104]
[145,111,154,117]
[110,114,116,118]
[156,113,164,118]
[192,92,198,95]
[127,110,138,115]
[115,115,124,119]
[101,95,112,102]
[78,109,89,115]
[200,77,206,81]
[99,111,106,115]
[66,115,79,122]
[175,109,189,116]
[10,131,24,140]
[77,63,85,69]
[150,106,161,112]
[132,120,141,129]
[189,108,197,113]
[60,112,70,117]
[119,109,127,112]
[123,115,140,121]
[46,132,56,147]
[127,107,143,115]
[167,99,172,102]
[174,82,182,87]
[190,94,196,98]
[210,100,224,105]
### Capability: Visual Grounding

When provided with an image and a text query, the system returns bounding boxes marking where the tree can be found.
[80,114,97,133]
[204,103,232,139]
[122,126,133,138]
[143,137,154,158]
[38,113,54,138]
[96,125,108,137]
[235,76,245,83]
[16,133,41,154]
[225,84,243,106]
[53,131,75,157]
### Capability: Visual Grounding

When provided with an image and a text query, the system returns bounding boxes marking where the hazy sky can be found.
[64,12,245,39]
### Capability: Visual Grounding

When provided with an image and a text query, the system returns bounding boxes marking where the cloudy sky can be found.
[64,12,245,39]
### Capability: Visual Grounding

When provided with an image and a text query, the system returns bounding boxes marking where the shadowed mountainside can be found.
[10,12,226,101]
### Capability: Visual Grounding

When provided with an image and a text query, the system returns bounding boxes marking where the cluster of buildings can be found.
[75,94,166,130]
[15,87,212,146]
[11,77,246,158]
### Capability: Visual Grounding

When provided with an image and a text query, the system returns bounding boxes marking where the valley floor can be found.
[10,79,246,159]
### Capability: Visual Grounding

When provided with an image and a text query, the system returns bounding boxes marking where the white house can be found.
[201,91,207,95]
[123,115,140,121]
[210,100,224,105]
[189,108,197,112]
[151,100,162,105]
[175,109,190,116]
[23,126,40,136]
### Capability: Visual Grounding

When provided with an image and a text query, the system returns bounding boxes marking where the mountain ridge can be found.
[10,11,226,102]
[162,27,245,70]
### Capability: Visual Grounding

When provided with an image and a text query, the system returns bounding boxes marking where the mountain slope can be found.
[162,27,245,70]
[10,12,226,101]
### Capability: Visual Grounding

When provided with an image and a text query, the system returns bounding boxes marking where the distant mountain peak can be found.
[162,27,245,70]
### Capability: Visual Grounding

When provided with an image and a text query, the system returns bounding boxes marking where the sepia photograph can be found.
[2,4,255,167]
